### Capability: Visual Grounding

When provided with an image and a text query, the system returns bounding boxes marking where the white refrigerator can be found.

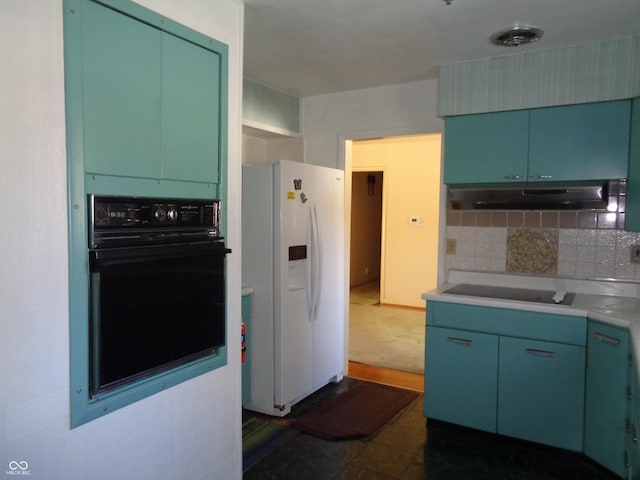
[242,160,345,417]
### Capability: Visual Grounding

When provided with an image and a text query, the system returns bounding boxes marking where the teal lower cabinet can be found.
[424,301,586,452]
[628,356,640,479]
[584,321,631,478]
[425,326,498,433]
[498,337,585,451]
[241,293,252,406]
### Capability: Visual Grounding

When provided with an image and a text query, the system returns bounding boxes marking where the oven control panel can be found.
[89,195,221,247]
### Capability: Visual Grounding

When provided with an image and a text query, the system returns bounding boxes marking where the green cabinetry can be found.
[625,98,640,232]
[498,336,585,451]
[425,326,498,432]
[584,321,631,478]
[443,110,529,184]
[628,354,640,479]
[444,100,631,185]
[80,0,222,184]
[529,101,630,182]
[425,301,586,451]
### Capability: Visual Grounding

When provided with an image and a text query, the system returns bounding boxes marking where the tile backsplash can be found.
[443,181,640,282]
[445,225,640,281]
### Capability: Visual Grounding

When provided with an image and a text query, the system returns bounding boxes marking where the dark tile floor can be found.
[243,378,620,480]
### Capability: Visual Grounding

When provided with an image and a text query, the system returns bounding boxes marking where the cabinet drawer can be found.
[427,301,586,345]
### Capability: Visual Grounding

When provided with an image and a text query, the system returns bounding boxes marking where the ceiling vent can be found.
[490,25,544,47]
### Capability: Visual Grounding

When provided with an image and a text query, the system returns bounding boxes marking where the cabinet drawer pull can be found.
[525,348,555,357]
[594,332,621,346]
[447,337,472,346]
[529,174,553,179]
[503,175,523,180]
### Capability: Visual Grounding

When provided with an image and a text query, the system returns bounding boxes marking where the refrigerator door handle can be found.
[309,204,322,321]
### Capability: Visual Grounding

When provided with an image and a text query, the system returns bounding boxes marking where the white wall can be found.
[0,1,245,479]
[301,79,443,169]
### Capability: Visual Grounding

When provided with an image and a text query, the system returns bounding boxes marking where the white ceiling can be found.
[243,0,640,98]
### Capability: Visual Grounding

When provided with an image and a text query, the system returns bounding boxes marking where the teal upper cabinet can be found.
[161,34,220,183]
[444,100,631,185]
[529,100,630,182]
[443,110,529,184]
[80,0,223,184]
[625,98,640,231]
[82,1,161,179]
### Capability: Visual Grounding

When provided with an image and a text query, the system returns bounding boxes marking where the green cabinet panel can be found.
[498,336,585,451]
[625,98,640,232]
[82,0,161,178]
[79,0,222,184]
[427,301,586,346]
[584,321,630,478]
[444,100,631,186]
[443,110,529,184]
[161,34,220,184]
[628,357,640,480]
[529,101,631,182]
[425,326,498,433]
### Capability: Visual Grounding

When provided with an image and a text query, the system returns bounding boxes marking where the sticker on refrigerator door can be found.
[287,192,296,200]
[293,179,302,190]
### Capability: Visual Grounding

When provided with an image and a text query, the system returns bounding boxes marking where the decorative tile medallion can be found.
[506,228,558,274]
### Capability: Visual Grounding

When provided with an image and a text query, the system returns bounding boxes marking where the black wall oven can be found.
[88,195,230,397]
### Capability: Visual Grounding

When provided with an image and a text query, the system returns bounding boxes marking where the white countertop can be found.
[423,270,640,368]
[242,286,254,296]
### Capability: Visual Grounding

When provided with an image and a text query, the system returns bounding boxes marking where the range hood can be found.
[449,180,618,210]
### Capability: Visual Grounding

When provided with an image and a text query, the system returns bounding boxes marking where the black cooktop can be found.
[443,284,575,306]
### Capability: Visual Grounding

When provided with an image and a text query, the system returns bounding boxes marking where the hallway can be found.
[349,281,426,374]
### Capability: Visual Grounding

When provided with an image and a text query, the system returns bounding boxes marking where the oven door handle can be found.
[89,243,231,270]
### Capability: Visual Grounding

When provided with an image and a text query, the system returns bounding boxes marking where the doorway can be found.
[346,133,442,374]
[350,171,383,302]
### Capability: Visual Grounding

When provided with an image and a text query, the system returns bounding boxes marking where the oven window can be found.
[90,253,225,397]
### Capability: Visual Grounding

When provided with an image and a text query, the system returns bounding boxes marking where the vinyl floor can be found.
[243,373,619,480]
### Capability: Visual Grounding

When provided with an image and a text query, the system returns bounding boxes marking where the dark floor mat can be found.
[291,381,419,440]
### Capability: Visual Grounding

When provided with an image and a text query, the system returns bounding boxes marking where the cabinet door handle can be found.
[503,175,523,180]
[594,332,621,346]
[526,348,555,357]
[447,337,472,346]
[529,174,553,179]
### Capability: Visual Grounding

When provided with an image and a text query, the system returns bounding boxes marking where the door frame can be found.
[339,128,447,373]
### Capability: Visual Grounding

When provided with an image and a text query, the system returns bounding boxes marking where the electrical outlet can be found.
[446,238,457,255]
[631,245,640,264]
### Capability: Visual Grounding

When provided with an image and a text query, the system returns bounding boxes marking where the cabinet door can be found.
[443,110,529,184]
[626,98,640,232]
[529,100,631,182]
[584,322,630,478]
[81,0,162,179]
[161,34,221,184]
[628,358,640,480]
[425,326,498,433]
[498,337,585,451]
